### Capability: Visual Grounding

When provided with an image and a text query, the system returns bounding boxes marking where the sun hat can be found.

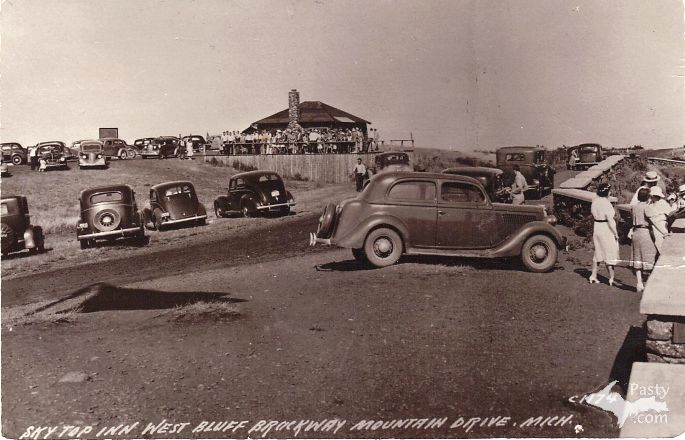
[649,186,665,198]
[643,171,660,183]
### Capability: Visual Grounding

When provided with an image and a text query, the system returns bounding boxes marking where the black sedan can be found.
[143,181,207,230]
[214,171,295,218]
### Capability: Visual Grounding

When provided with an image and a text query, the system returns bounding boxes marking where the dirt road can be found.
[2,211,644,438]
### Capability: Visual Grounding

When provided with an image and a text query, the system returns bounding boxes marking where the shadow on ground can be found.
[574,268,636,292]
[609,325,647,394]
[316,255,525,272]
[33,283,245,314]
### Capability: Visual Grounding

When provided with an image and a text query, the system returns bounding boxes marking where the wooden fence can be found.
[204,152,396,184]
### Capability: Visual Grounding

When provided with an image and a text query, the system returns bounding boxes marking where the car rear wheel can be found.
[126,149,136,159]
[363,227,403,268]
[11,155,22,165]
[521,234,558,273]
[118,150,127,160]
[214,204,225,218]
[241,200,256,218]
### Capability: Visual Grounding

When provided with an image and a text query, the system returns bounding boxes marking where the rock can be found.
[646,340,685,358]
[645,319,673,341]
[59,372,90,383]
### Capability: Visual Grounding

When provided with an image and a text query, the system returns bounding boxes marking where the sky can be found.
[1,0,683,151]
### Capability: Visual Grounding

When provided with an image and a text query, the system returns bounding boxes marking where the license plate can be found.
[271,190,280,197]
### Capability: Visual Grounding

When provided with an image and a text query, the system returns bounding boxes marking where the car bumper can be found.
[162,214,207,225]
[309,232,332,246]
[141,152,161,157]
[79,160,106,167]
[78,226,141,240]
[256,201,296,211]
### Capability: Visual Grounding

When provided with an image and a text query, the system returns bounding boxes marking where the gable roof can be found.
[251,101,371,126]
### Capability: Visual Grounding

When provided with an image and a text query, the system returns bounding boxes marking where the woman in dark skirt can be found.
[631,187,657,292]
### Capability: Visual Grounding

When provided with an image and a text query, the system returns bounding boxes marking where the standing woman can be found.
[646,186,673,252]
[630,188,657,292]
[589,183,620,286]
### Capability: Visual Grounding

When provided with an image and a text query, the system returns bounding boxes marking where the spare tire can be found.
[316,203,337,239]
[1,223,17,252]
[94,209,121,232]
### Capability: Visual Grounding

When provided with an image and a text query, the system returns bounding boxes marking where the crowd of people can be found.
[590,170,685,292]
[219,127,381,155]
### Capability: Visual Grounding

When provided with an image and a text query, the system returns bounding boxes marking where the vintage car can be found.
[214,171,295,218]
[78,140,108,169]
[140,136,179,159]
[1,196,45,256]
[101,137,136,159]
[567,143,604,170]
[365,151,413,181]
[76,185,146,249]
[495,146,555,199]
[36,144,69,170]
[180,135,209,153]
[442,167,511,203]
[144,181,207,230]
[1,142,28,165]
[310,172,566,271]
[36,141,76,161]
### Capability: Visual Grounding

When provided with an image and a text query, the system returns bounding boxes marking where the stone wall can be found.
[644,315,685,363]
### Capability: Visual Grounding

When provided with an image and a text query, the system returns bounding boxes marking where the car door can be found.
[384,179,437,248]
[436,180,497,249]
[1,145,11,162]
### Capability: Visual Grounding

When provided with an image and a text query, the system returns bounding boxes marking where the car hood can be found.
[492,202,545,216]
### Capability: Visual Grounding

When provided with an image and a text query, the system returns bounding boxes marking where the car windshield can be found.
[580,146,598,153]
[257,174,279,182]
[164,184,193,197]
[90,191,123,204]
[379,154,409,165]
[190,136,205,142]
[81,144,101,152]
[505,153,526,161]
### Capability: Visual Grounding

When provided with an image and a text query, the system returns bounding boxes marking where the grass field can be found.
[0,158,322,235]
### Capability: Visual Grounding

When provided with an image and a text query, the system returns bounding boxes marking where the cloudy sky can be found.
[1,0,683,150]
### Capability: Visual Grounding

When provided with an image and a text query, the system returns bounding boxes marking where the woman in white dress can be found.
[589,183,620,286]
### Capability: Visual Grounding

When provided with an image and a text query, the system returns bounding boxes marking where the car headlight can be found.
[60,157,65,161]
[97,154,102,159]
[546,215,557,226]
[81,154,87,159]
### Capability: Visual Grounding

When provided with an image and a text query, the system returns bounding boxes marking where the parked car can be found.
[101,138,136,159]
[365,151,413,182]
[76,184,146,249]
[36,141,76,161]
[1,195,45,256]
[78,140,108,169]
[214,171,296,218]
[495,146,555,199]
[1,142,28,165]
[310,171,565,271]
[140,136,179,159]
[442,167,511,203]
[180,135,209,153]
[36,144,69,170]
[566,143,604,170]
[143,181,207,230]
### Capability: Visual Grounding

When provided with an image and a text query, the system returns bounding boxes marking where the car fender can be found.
[198,203,207,216]
[334,214,410,250]
[240,193,257,206]
[214,196,229,210]
[490,221,565,258]
[23,225,37,249]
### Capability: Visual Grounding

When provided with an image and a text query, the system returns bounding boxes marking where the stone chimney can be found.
[288,89,301,129]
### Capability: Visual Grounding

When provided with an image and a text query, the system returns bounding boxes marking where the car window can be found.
[258,174,278,182]
[1,146,10,151]
[164,185,193,197]
[388,181,436,201]
[505,153,525,161]
[235,178,244,187]
[90,191,123,204]
[150,190,157,202]
[81,144,101,152]
[441,182,486,204]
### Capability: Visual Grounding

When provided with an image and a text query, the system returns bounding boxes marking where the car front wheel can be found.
[214,203,225,218]
[521,234,558,273]
[363,227,403,268]
[11,155,22,165]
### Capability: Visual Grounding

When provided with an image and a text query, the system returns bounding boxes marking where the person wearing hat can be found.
[589,182,619,286]
[677,184,685,209]
[630,171,663,206]
[646,186,674,251]
[630,187,657,292]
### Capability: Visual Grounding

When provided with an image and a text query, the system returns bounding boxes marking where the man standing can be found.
[29,145,39,171]
[510,164,528,205]
[353,158,367,192]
